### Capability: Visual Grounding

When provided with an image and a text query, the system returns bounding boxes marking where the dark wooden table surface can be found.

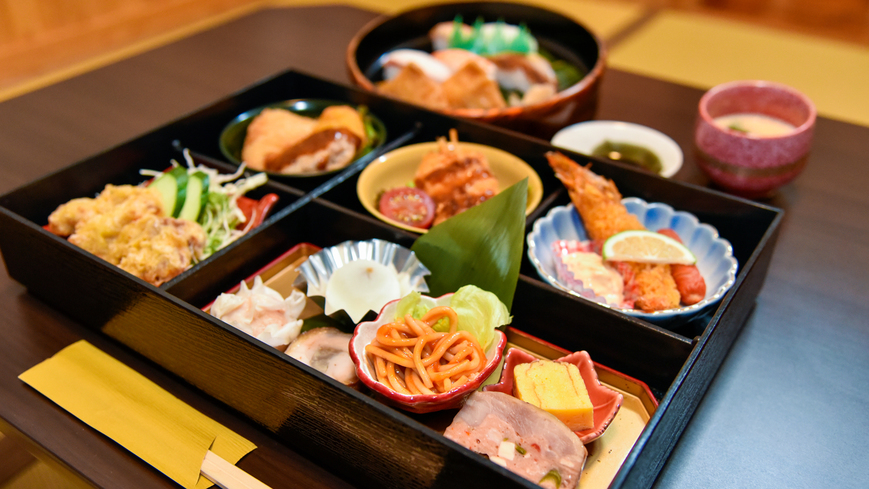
[1,6,867,489]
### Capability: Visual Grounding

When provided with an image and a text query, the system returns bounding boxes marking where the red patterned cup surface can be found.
[694,80,816,198]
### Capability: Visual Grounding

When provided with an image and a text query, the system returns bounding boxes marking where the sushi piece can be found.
[489,52,557,94]
[444,391,586,489]
[377,63,450,111]
[441,62,506,110]
[431,48,497,80]
[380,49,453,83]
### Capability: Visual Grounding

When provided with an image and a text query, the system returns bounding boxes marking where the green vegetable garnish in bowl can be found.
[394,285,512,351]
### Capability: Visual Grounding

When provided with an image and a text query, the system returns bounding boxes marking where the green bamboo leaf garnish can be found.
[411,178,528,310]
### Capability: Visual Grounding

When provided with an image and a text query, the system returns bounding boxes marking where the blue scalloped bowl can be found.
[527,199,738,326]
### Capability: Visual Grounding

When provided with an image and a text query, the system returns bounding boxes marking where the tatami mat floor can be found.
[2,0,868,125]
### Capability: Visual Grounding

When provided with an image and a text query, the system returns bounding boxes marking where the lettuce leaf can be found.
[395,291,428,320]
[449,285,511,350]
[393,285,511,350]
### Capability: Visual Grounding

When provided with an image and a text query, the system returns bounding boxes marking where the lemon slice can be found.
[602,230,696,265]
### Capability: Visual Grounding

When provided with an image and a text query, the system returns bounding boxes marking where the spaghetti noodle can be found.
[364,306,487,395]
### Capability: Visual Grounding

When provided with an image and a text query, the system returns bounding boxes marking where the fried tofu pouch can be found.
[377,63,449,111]
[442,62,506,110]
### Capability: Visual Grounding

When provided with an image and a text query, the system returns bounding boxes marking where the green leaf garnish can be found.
[411,179,527,310]
[728,122,748,133]
[392,286,511,350]
[538,47,586,91]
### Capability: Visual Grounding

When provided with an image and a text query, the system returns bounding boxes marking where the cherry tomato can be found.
[378,187,435,229]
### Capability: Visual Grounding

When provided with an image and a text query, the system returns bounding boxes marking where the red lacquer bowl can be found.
[346,2,606,140]
[484,348,623,443]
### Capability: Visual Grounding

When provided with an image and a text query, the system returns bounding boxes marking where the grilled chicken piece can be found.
[264,105,366,174]
[414,129,499,225]
[242,108,317,171]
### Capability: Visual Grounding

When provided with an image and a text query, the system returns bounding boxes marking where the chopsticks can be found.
[201,450,272,489]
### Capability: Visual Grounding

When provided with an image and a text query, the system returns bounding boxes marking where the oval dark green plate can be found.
[219,98,387,178]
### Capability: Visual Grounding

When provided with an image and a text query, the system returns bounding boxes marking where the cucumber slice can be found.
[196,172,210,212]
[178,172,207,221]
[149,171,178,217]
[169,167,189,218]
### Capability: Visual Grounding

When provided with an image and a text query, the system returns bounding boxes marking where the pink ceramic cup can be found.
[694,80,816,198]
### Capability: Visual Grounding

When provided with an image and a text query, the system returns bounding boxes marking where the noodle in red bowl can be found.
[350,292,507,413]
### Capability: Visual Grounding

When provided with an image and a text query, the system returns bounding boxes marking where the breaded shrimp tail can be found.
[546,151,644,241]
[546,152,680,312]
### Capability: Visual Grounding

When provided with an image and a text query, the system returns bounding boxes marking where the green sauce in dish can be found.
[592,140,663,175]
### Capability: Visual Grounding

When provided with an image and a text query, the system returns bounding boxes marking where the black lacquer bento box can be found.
[0,70,783,489]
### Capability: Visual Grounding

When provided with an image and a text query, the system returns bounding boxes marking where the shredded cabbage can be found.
[141,149,268,261]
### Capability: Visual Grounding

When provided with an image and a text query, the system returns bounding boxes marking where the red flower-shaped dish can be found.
[484,348,623,443]
[350,293,507,414]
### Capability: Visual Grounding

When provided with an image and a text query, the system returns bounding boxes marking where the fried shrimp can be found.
[546,152,680,312]
[547,151,644,241]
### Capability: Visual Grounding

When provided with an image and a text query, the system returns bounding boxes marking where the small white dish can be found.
[551,121,683,178]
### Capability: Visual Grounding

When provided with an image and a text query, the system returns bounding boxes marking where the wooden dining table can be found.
[1,5,867,489]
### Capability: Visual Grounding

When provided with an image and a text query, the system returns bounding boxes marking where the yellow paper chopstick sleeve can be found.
[19,340,256,489]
